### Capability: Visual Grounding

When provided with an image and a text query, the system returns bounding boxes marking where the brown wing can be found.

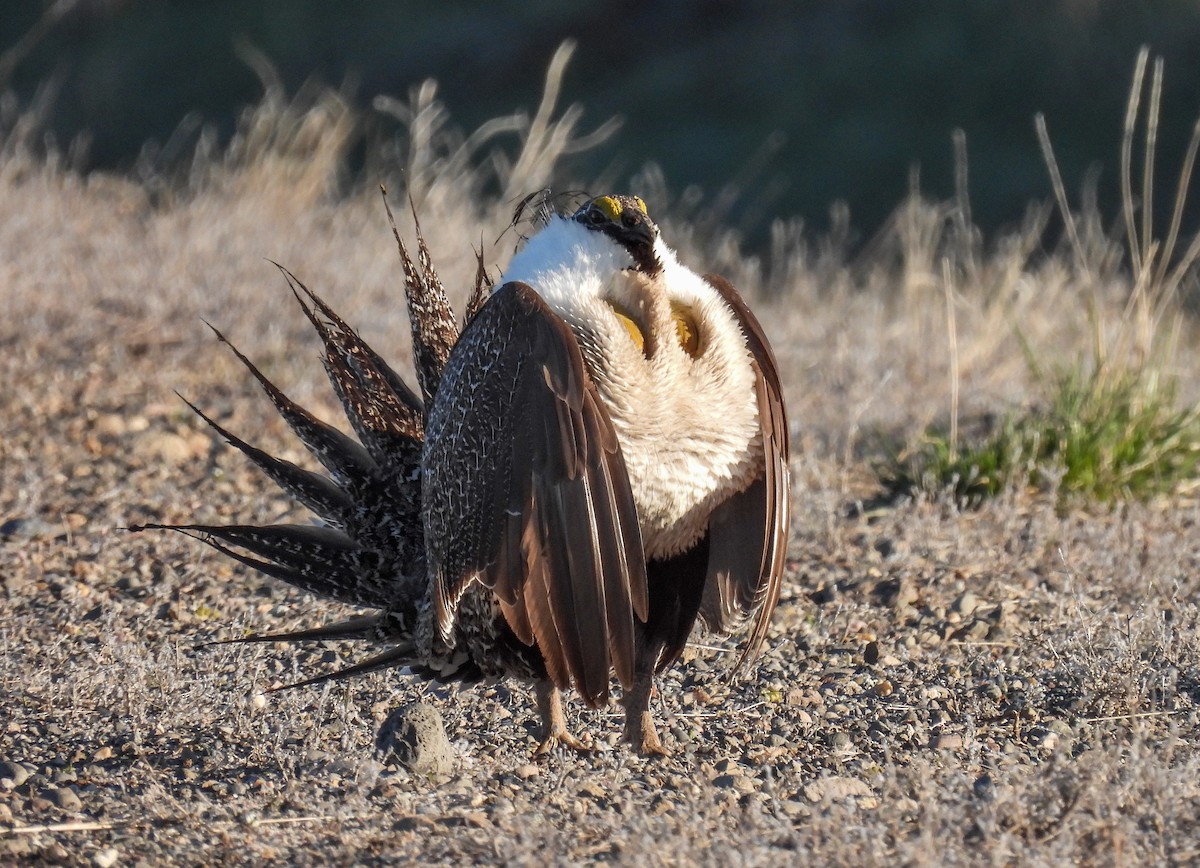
[699,273,791,671]
[422,281,649,707]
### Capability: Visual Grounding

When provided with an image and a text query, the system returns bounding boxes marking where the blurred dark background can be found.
[5,0,1200,246]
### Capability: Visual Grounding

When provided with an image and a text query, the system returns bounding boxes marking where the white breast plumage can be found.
[504,218,762,559]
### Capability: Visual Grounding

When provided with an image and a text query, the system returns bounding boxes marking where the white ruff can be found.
[503,217,762,560]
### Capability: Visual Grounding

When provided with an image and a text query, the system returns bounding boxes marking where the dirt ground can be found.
[2,157,1199,866]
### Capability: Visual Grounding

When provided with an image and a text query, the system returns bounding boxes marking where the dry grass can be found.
[2,47,1200,865]
[881,48,1200,506]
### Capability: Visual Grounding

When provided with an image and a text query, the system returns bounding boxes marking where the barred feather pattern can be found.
[132,212,486,687]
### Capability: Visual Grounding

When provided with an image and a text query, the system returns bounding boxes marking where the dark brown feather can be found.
[423,282,648,705]
[698,273,791,670]
[381,191,459,406]
[204,322,378,489]
[275,265,425,454]
[175,393,353,526]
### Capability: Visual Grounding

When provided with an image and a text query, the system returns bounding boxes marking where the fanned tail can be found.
[266,644,422,693]
[174,394,355,529]
[135,256,454,688]
[138,190,501,692]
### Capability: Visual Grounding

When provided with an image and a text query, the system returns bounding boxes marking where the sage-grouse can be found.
[139,194,790,755]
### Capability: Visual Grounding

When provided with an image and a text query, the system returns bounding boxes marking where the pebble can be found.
[972,774,996,801]
[953,591,979,616]
[803,776,876,807]
[828,732,852,752]
[0,760,30,787]
[929,733,964,751]
[41,785,83,811]
[375,702,456,776]
[3,517,60,540]
[137,431,196,465]
[93,848,121,868]
[1,837,32,860]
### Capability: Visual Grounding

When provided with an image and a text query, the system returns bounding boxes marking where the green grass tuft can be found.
[882,49,1200,508]
[883,367,1200,504]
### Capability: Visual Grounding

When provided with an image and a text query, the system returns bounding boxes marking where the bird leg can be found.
[621,671,669,757]
[534,682,590,756]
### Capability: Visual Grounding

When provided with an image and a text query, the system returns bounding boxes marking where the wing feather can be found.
[700,274,792,670]
[422,282,647,706]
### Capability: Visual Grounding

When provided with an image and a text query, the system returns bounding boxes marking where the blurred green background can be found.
[5,0,1200,244]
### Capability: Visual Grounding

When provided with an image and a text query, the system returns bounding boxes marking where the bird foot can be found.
[534,727,593,757]
[533,682,591,757]
[623,712,671,757]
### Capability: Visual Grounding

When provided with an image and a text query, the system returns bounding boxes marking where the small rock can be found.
[809,583,838,605]
[953,619,991,642]
[93,847,120,868]
[579,781,607,800]
[463,811,491,829]
[0,760,30,786]
[376,702,455,776]
[0,518,56,540]
[828,732,852,752]
[973,774,995,801]
[893,578,919,611]
[0,836,32,860]
[393,815,437,831]
[803,776,876,807]
[929,733,963,751]
[514,764,539,780]
[94,414,128,437]
[139,431,194,465]
[42,785,83,811]
[953,591,979,616]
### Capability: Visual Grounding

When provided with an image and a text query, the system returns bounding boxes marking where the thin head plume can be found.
[497,187,551,247]
[511,187,553,227]
[464,238,495,324]
[498,188,591,247]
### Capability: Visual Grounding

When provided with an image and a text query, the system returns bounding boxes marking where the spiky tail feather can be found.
[134,264,446,685]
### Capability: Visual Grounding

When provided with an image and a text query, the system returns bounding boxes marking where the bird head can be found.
[573,195,662,276]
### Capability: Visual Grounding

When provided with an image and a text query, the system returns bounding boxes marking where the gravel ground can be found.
[3,163,1200,865]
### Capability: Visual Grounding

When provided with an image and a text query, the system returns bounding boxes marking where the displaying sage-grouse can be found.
[138,194,790,755]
